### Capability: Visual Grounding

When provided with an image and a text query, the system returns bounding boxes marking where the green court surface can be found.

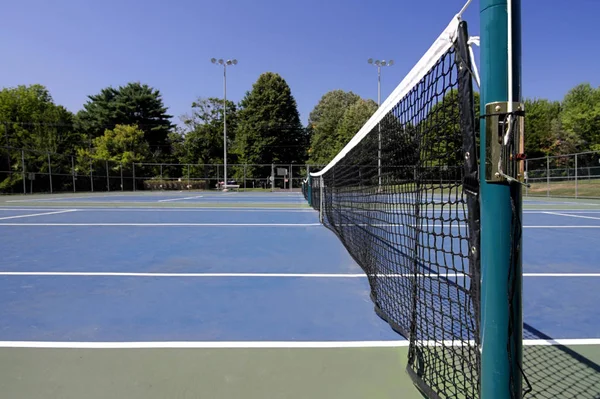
[0,347,415,399]
[1,345,599,399]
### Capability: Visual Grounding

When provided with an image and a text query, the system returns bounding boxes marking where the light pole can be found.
[367,58,394,190]
[211,58,238,191]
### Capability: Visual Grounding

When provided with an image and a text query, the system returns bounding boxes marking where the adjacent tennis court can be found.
[0,192,598,398]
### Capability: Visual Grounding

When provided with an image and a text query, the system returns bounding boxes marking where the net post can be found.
[307,174,313,207]
[480,0,523,398]
[319,176,324,223]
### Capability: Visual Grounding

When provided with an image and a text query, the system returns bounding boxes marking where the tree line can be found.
[1,72,599,191]
[0,74,379,191]
[524,83,600,159]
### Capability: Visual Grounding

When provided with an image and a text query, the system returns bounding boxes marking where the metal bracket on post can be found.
[484,101,528,186]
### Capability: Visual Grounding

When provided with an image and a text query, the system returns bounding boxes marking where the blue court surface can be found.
[3,191,309,205]
[0,193,599,344]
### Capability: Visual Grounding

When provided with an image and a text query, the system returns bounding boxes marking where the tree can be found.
[179,97,237,165]
[233,72,305,175]
[0,84,78,193]
[524,98,562,158]
[307,90,361,165]
[560,83,600,149]
[91,124,150,166]
[418,89,481,172]
[541,117,583,156]
[76,82,174,160]
[73,124,150,184]
[0,84,78,153]
[335,99,378,155]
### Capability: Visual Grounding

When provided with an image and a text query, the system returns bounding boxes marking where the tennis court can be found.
[0,192,598,398]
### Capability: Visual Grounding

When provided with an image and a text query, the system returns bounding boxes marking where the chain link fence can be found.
[525,151,600,198]
[1,146,321,195]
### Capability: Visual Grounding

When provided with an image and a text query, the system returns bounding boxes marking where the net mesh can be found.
[306,20,480,399]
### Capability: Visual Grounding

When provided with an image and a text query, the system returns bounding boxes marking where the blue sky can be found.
[2,0,599,125]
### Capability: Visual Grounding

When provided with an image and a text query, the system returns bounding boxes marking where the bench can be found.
[217,183,240,191]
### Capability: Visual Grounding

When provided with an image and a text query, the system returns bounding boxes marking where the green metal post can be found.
[480,0,523,398]
[307,174,313,207]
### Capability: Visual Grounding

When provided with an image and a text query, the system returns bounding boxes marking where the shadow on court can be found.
[523,323,600,399]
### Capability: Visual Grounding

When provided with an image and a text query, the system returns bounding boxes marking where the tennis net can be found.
[306,18,481,399]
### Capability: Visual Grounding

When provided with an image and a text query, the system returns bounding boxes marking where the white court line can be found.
[5,195,116,203]
[2,223,600,228]
[2,221,600,228]
[0,272,597,278]
[158,195,204,202]
[323,223,600,229]
[525,210,600,214]
[0,272,460,278]
[1,338,599,349]
[0,207,312,212]
[0,208,74,212]
[0,223,321,227]
[524,226,600,229]
[0,209,77,221]
[543,211,600,221]
[2,207,596,213]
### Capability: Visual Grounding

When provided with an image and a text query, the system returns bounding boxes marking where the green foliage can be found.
[178,97,237,165]
[91,124,150,166]
[0,84,79,192]
[334,99,378,154]
[307,90,361,165]
[76,82,173,160]
[542,118,583,156]
[0,84,78,153]
[233,72,305,176]
[524,98,562,158]
[560,83,600,148]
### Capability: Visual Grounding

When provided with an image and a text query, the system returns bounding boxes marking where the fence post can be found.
[71,155,76,193]
[271,164,275,192]
[21,150,26,194]
[47,153,53,194]
[243,164,247,191]
[290,164,293,192]
[524,159,528,196]
[187,164,190,189]
[90,160,94,192]
[575,153,578,198]
[546,155,550,197]
[133,163,136,192]
[120,163,123,191]
[106,160,110,192]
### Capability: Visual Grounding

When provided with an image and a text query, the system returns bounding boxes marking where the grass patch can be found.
[527,179,600,198]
